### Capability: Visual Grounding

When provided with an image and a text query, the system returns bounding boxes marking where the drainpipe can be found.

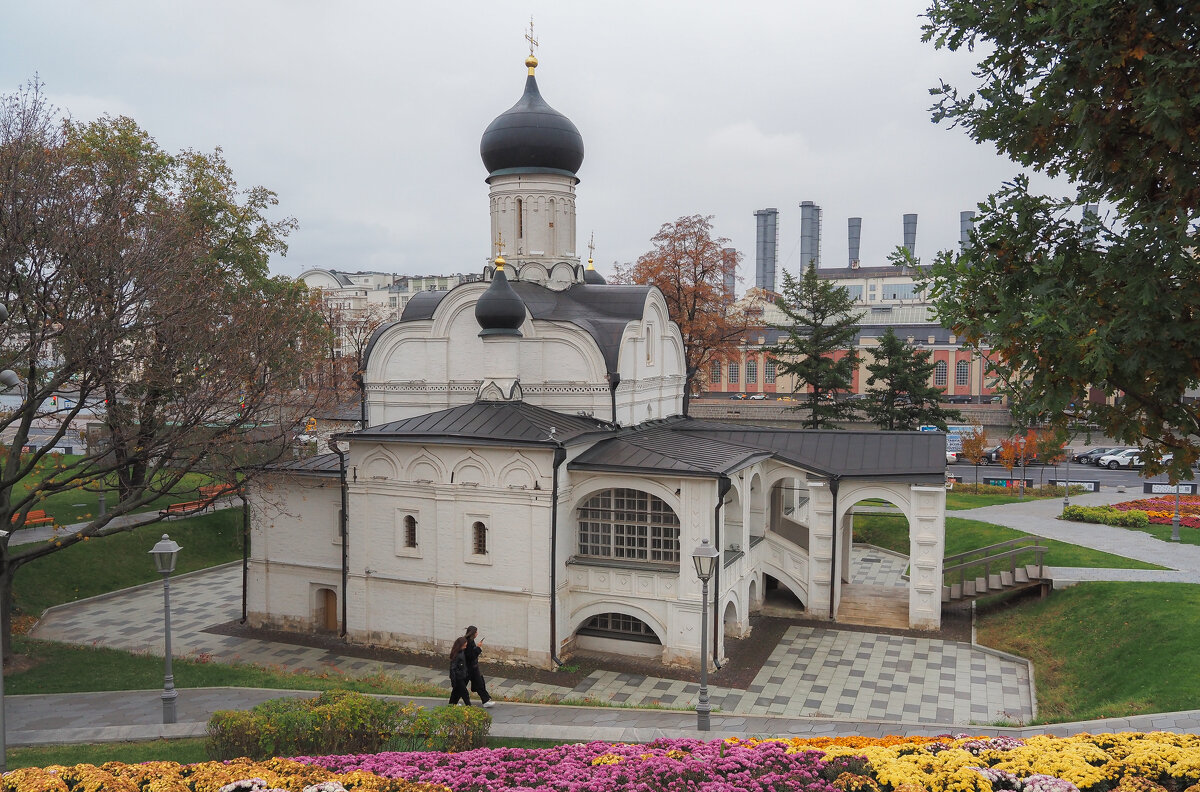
[608,372,621,426]
[548,441,568,667]
[829,476,841,621]
[713,474,732,669]
[239,491,250,624]
[330,439,349,638]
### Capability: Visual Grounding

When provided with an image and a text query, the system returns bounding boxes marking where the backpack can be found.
[449,653,468,684]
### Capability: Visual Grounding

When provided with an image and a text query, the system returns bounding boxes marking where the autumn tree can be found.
[859,328,962,430]
[959,425,988,488]
[311,291,390,409]
[0,82,333,660]
[767,263,862,429]
[918,1,1200,480]
[612,215,746,414]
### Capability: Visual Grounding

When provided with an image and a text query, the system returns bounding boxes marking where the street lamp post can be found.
[691,539,719,732]
[1172,487,1182,543]
[1063,450,1071,510]
[149,534,182,724]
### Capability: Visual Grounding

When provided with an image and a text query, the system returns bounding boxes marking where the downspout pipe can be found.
[239,491,250,624]
[608,372,621,425]
[548,441,568,667]
[330,439,349,638]
[829,476,841,621]
[713,474,732,670]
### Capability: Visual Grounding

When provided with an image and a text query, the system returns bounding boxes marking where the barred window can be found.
[710,360,721,383]
[577,489,680,564]
[404,515,418,548]
[472,521,487,555]
[580,612,661,644]
[746,360,758,383]
[955,360,970,386]
[934,360,948,387]
[765,361,776,384]
[729,362,739,384]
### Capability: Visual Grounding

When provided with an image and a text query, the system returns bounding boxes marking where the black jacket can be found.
[449,652,468,684]
[464,638,483,671]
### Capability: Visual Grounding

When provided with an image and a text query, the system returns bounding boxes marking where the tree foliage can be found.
[0,82,333,658]
[767,263,862,429]
[959,425,988,487]
[919,2,1200,480]
[612,214,746,412]
[859,328,962,430]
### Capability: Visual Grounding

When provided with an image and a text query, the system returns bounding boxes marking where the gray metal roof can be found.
[377,281,652,374]
[264,452,343,477]
[342,400,614,448]
[571,418,946,482]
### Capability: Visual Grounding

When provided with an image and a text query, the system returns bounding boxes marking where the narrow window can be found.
[404,515,417,548]
[710,360,721,383]
[955,360,970,387]
[516,198,523,239]
[472,521,487,555]
[765,361,776,384]
[729,362,739,384]
[934,360,948,387]
[746,360,758,384]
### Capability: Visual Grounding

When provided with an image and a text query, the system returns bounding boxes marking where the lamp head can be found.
[149,533,182,574]
[691,538,719,582]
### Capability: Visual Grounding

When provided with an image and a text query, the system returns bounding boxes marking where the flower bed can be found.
[9,733,1200,792]
[1112,497,1200,530]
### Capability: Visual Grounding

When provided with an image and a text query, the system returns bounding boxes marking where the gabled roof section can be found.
[375,281,653,375]
[571,418,946,483]
[262,452,343,477]
[342,400,613,448]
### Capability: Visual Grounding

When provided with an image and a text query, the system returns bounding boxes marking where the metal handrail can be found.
[943,537,1047,590]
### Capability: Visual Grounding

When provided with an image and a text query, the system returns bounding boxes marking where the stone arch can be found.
[748,577,760,613]
[568,599,667,645]
[571,477,682,519]
[722,596,740,639]
[314,587,338,632]
[548,261,575,288]
[453,452,494,487]
[405,452,447,484]
[518,261,550,285]
[499,454,538,489]
[361,449,398,480]
[748,471,765,537]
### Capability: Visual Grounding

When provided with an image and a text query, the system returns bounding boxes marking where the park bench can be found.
[160,501,204,518]
[198,484,234,501]
[12,509,54,528]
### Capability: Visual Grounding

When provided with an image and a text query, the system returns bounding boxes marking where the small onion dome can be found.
[583,257,606,284]
[475,258,526,337]
[480,58,584,175]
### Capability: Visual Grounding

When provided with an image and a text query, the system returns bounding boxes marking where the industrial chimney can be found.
[800,201,822,269]
[848,217,862,269]
[959,211,975,248]
[754,209,779,292]
[902,213,918,259]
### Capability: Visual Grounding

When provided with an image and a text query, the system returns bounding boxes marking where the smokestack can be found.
[959,211,975,248]
[721,247,737,300]
[848,217,862,268]
[754,208,779,292]
[902,213,918,258]
[799,201,822,269]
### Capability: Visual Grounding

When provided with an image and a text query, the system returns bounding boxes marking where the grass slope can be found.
[853,513,1164,570]
[976,582,1200,722]
[13,509,245,618]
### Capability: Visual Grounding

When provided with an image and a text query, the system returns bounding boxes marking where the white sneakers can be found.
[483,700,495,708]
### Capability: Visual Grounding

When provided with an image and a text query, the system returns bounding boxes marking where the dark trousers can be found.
[469,668,490,704]
[449,680,472,705]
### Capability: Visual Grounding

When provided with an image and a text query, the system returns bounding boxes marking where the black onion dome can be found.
[480,71,584,175]
[583,261,606,284]
[475,264,526,337]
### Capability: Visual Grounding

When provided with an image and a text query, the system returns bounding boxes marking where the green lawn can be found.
[853,513,1165,570]
[11,454,226,528]
[13,509,245,619]
[976,582,1200,722]
[1105,520,1200,548]
[6,734,577,769]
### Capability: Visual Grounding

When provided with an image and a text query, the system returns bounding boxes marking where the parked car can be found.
[946,451,958,464]
[728,393,748,400]
[776,395,797,402]
[1099,448,1142,469]
[749,393,767,400]
[1073,446,1123,465]
[844,393,868,402]
[945,394,974,404]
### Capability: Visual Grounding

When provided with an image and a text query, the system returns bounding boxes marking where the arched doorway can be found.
[315,587,338,633]
[840,495,911,629]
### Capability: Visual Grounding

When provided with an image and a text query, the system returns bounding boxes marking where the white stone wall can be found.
[488,173,578,262]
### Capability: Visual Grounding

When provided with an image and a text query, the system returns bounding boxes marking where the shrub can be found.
[206,691,490,760]
[1061,505,1150,529]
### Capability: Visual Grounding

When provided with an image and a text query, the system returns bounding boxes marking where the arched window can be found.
[955,360,970,386]
[472,521,487,555]
[577,489,679,564]
[728,362,739,384]
[710,360,721,383]
[516,198,523,239]
[934,360,948,386]
[579,612,661,644]
[404,515,417,548]
[746,359,758,383]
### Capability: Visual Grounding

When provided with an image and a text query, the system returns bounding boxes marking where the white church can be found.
[246,50,947,669]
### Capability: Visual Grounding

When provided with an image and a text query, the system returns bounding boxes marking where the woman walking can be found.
[448,636,472,706]
[463,626,493,707]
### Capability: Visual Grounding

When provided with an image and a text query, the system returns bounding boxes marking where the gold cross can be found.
[494,231,506,257]
[588,231,595,261]
[525,16,538,56]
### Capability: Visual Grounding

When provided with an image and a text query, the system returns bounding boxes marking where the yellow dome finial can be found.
[494,231,507,270]
[525,16,539,74]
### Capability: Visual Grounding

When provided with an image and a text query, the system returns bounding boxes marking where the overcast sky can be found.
[3,1,1069,291]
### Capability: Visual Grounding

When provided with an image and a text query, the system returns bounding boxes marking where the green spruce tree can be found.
[768,262,863,429]
[859,326,960,429]
[860,328,962,430]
